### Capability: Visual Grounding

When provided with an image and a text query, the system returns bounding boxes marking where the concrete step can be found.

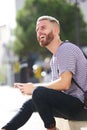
[55,118,87,130]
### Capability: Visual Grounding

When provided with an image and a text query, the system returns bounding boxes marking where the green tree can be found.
[13,0,87,58]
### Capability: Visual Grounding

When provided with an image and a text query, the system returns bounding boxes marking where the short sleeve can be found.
[57,45,76,76]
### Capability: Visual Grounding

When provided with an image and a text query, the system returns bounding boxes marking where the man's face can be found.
[36,20,54,47]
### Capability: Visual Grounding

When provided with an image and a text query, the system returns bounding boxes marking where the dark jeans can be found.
[2,87,84,130]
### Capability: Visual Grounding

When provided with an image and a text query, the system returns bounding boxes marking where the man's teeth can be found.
[40,35,45,38]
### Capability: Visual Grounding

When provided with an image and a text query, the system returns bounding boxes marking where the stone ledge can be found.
[69,120,87,130]
[55,118,87,130]
[55,118,70,130]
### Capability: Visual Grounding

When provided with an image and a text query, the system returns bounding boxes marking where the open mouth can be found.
[40,35,45,41]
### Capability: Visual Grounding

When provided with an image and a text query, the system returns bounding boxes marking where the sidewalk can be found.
[0,86,70,130]
[0,86,45,130]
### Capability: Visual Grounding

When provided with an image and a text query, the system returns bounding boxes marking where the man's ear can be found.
[53,25,60,35]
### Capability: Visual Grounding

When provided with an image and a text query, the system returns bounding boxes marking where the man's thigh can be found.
[37,87,84,119]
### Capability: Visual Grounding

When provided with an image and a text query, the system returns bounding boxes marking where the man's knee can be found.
[32,87,46,102]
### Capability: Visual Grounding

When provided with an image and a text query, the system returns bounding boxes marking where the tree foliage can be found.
[13,0,87,58]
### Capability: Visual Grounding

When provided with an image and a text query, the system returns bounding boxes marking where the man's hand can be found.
[14,82,35,95]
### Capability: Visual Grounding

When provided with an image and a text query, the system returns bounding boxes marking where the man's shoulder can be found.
[60,40,80,52]
[59,41,76,51]
[63,40,77,47]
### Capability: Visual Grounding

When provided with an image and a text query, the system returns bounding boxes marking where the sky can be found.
[0,0,16,28]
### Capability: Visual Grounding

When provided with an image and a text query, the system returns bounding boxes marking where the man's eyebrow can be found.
[36,24,46,31]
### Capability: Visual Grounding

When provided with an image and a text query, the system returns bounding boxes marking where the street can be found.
[0,86,45,130]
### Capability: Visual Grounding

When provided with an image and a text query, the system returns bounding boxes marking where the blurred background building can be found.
[0,0,24,86]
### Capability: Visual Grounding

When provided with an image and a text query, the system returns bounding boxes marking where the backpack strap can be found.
[72,78,85,93]
[72,46,87,93]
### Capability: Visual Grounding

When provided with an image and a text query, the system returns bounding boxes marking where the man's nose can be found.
[37,30,43,36]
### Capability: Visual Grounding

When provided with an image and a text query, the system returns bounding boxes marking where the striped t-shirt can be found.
[50,41,87,103]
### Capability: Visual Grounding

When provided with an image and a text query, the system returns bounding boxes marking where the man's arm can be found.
[47,71,73,90]
[14,71,72,95]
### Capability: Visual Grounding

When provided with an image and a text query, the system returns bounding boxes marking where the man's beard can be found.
[38,31,54,47]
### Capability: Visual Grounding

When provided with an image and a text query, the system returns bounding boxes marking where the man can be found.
[1,15,87,130]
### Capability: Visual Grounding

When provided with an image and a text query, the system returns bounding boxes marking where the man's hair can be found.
[36,15,60,26]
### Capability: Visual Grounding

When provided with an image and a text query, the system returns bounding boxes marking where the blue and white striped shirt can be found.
[50,41,87,102]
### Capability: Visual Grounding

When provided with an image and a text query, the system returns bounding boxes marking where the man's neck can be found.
[46,39,63,54]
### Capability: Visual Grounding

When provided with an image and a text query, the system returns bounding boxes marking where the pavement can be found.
[0,86,46,130]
